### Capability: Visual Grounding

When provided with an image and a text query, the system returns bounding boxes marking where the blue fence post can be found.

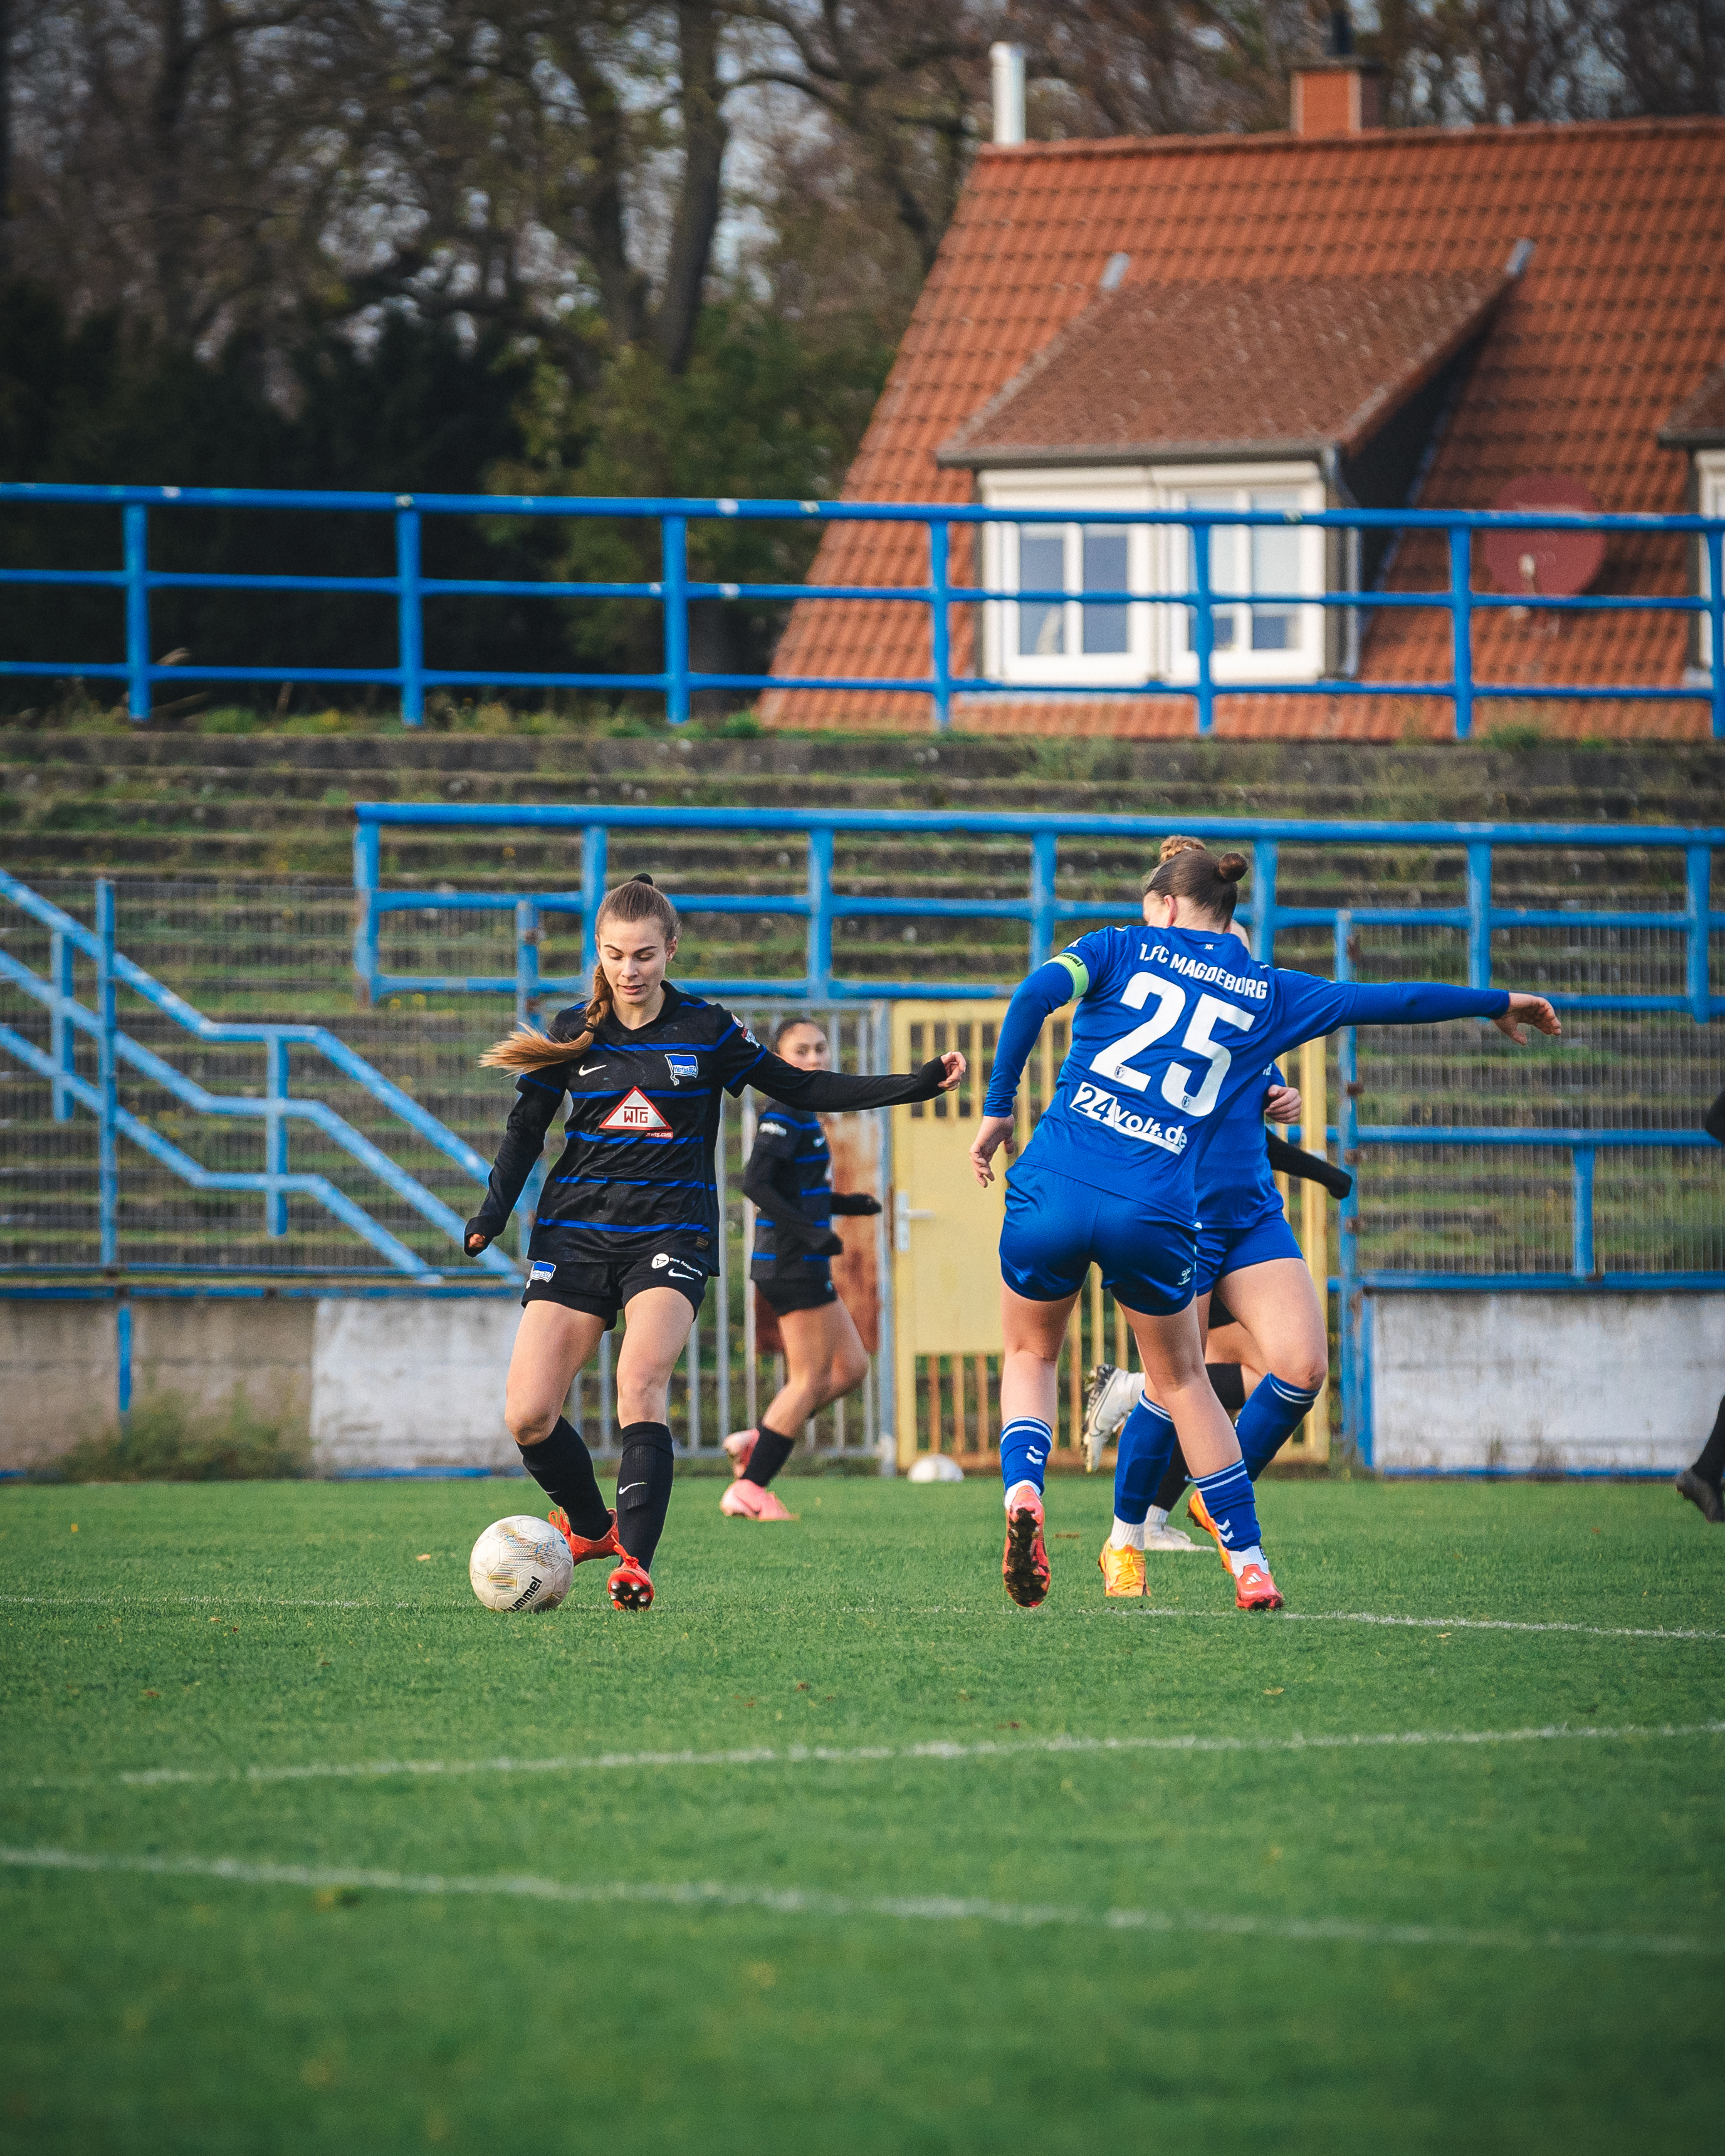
[396,504,424,727]
[1687,842,1712,1023]
[1250,839,1278,963]
[806,828,834,1000]
[123,504,150,722]
[1708,528,1724,743]
[1029,832,1058,968]
[352,819,380,1006]
[581,825,609,980]
[1571,1145,1596,1278]
[928,518,952,731]
[116,1300,133,1421]
[1191,515,1215,737]
[515,899,540,1024]
[49,928,75,1121]
[1449,526,1474,741]
[1465,840,1492,989]
[1333,909,1366,1463]
[95,877,118,1265]
[662,516,689,726]
[265,1035,289,1237]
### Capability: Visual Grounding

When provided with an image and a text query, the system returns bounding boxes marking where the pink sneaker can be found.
[720,1479,797,1520]
[722,1428,758,1480]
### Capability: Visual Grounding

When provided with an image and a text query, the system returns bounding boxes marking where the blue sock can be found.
[1192,1459,1262,1561]
[1112,1397,1178,1525]
[1237,1374,1323,1479]
[1000,1418,1052,1497]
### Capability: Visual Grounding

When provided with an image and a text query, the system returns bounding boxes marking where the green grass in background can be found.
[1,1477,1721,2154]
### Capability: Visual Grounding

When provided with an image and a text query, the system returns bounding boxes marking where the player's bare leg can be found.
[723,1299,868,1520]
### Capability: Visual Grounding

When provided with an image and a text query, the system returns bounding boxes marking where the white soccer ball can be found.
[907,1454,964,1483]
[468,1515,574,1613]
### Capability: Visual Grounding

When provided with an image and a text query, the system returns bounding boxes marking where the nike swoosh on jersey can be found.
[617,1482,646,1497]
[577,1062,606,1075]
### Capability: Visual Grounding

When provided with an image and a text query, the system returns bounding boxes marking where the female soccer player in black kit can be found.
[721,1016,884,1519]
[463,875,964,1611]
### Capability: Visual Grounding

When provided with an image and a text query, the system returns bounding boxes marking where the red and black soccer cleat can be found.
[607,1554,654,1611]
[549,1506,623,1567]
[1233,1559,1284,1612]
[1002,1490,1051,1609]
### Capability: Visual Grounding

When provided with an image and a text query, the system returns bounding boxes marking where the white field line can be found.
[1,1843,1716,1961]
[1,1593,1720,1642]
[56,1717,1721,1791]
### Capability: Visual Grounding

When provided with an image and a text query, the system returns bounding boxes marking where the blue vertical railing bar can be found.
[1250,840,1279,962]
[1465,841,1492,990]
[1029,832,1059,969]
[805,828,834,1000]
[1687,844,1713,1023]
[123,505,150,722]
[1333,910,1365,1462]
[49,928,75,1121]
[1191,526,1215,737]
[353,819,380,1005]
[515,899,540,1023]
[265,1035,290,1237]
[1571,1147,1597,1278]
[662,516,689,727]
[1708,528,1724,743]
[116,1302,133,1419]
[580,825,608,981]
[928,519,952,731]
[396,505,424,726]
[1449,526,1474,743]
[95,879,119,1264]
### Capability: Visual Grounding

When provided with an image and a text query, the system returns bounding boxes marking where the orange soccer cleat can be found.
[1186,1487,1232,1575]
[1002,1489,1051,1609]
[1233,1559,1284,1612]
[1097,1539,1147,1598]
[607,1554,654,1611]
[549,1507,623,1566]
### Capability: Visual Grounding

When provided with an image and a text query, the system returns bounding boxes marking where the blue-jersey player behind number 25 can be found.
[971,844,1561,1613]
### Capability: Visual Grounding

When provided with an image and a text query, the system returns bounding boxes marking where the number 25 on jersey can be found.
[1090,974,1256,1118]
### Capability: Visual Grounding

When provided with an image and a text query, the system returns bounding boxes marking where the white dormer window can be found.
[977,462,1326,688]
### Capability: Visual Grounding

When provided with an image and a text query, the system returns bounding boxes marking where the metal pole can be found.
[49,928,75,1121]
[515,899,540,1025]
[715,1091,730,1442]
[123,505,150,722]
[805,827,834,1000]
[1029,831,1058,968]
[1334,910,1365,1463]
[928,518,952,731]
[581,825,609,981]
[396,505,424,726]
[1707,529,1724,744]
[1191,516,1215,737]
[1571,1145,1596,1278]
[1250,839,1278,963]
[1465,841,1492,991]
[1686,843,1712,1024]
[874,1003,896,1474]
[742,1091,758,1433]
[686,1306,701,1452]
[265,1034,288,1237]
[352,820,380,1007]
[1449,525,1474,741]
[116,1300,133,1421]
[95,878,118,1265]
[662,515,689,726]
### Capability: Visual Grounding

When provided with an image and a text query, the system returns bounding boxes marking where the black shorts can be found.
[523,1252,708,1329]
[755,1272,839,1317]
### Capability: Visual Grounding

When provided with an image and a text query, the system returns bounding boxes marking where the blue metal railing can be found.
[2,482,1721,739]
[0,870,522,1284]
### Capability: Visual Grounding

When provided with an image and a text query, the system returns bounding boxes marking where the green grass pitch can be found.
[1,1473,1721,2154]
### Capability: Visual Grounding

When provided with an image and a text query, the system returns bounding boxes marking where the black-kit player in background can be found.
[1675,1084,1725,1524]
[721,1016,884,1520]
[463,875,965,1610]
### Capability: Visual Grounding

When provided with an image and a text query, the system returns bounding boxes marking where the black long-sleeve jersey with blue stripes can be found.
[468,983,945,1269]
[741,1108,879,1282]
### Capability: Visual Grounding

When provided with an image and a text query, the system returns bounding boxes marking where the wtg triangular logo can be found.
[600,1087,671,1137]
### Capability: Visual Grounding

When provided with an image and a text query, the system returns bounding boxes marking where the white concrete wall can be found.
[309,1299,522,1472]
[1371,1291,1725,1470]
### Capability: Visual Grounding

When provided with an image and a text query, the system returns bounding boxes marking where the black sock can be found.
[1694,1395,1725,1486]
[743,1422,797,1488]
[615,1421,676,1569]
[517,1416,610,1539]
[1152,1443,1189,1517]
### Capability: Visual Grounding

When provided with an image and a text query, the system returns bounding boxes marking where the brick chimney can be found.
[1291,6,1384,135]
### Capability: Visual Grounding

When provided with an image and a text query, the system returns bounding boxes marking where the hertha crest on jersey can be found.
[600,1087,671,1137]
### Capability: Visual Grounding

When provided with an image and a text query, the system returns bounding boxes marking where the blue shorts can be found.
[1000,1163,1197,1316]
[1195,1207,1304,1299]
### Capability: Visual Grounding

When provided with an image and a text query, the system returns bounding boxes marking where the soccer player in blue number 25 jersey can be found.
[970,842,1560,1612]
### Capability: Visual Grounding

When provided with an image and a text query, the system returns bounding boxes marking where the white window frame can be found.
[975,459,1327,687]
[1699,451,1725,672]
[977,467,1156,688]
[1154,461,1327,686]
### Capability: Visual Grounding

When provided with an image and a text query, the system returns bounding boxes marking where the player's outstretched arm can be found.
[1491,993,1561,1045]
[748,1049,964,1112]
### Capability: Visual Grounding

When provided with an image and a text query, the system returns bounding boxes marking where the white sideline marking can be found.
[92,1717,1725,1791]
[1,1844,1714,1960]
[1,1592,1720,1642]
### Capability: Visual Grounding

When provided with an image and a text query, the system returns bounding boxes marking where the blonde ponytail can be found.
[478,873,679,1073]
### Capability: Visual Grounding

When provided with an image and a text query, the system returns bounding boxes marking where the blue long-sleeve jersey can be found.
[982,924,1511,1218]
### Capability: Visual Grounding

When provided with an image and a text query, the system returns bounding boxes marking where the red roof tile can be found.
[1662,363,1725,445]
[765,117,1725,738]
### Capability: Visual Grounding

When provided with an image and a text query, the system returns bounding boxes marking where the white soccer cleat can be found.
[1081,1363,1145,1472]
[1144,1522,1200,1552]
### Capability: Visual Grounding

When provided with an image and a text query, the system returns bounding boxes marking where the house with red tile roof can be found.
[764,61,1725,741]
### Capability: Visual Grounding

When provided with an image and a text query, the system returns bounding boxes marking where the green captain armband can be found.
[1054,951,1089,999]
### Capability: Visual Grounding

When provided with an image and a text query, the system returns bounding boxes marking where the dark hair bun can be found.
[1217,852,1249,884]
[631,872,656,886]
